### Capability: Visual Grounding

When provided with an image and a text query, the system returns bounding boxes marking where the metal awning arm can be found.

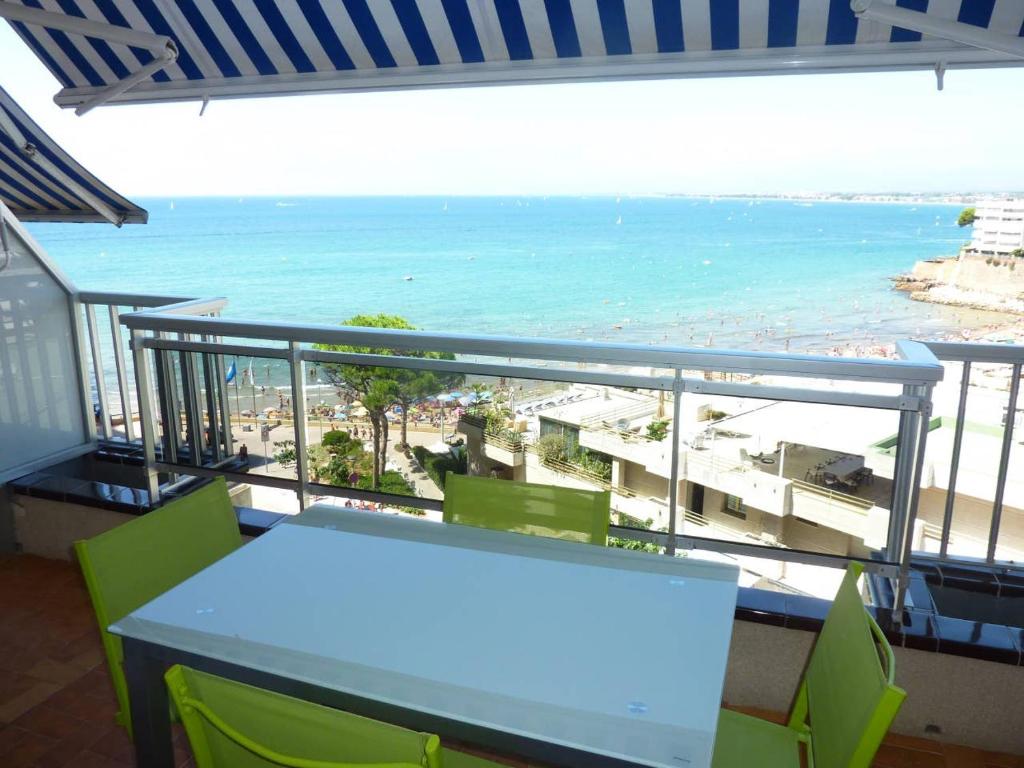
[852,0,1024,59]
[0,1,178,115]
[0,97,124,225]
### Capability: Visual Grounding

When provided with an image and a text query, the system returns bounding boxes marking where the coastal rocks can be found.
[890,274,937,293]
[908,285,1024,315]
[893,254,1024,315]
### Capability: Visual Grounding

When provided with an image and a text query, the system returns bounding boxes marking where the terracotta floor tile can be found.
[72,750,132,768]
[0,553,1020,768]
[0,682,63,724]
[88,724,134,764]
[31,719,109,768]
[1,727,56,768]
[12,704,84,740]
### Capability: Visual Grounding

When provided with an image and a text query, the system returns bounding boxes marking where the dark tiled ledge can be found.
[735,585,1023,667]
[10,470,284,539]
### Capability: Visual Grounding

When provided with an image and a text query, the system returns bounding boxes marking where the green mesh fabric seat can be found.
[166,665,442,768]
[442,473,610,545]
[712,563,906,768]
[75,477,243,735]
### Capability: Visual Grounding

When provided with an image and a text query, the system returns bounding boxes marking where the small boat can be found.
[616,215,622,225]
[403,275,414,281]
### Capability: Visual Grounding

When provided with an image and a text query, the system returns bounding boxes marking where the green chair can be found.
[442,473,610,545]
[712,563,906,768]
[166,665,442,768]
[75,477,243,735]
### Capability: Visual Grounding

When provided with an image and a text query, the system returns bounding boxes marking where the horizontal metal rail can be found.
[790,478,874,512]
[119,310,944,385]
[77,290,197,308]
[925,340,1024,365]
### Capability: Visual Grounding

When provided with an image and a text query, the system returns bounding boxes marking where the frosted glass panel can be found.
[0,219,86,480]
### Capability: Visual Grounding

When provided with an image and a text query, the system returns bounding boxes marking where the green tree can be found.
[313,314,462,489]
[957,207,976,227]
[394,367,463,449]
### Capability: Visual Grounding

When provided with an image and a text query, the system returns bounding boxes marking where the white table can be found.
[113,505,739,768]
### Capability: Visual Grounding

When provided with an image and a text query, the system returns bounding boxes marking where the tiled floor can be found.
[0,553,1021,768]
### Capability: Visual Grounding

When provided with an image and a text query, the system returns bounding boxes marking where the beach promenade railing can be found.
[70,289,958,618]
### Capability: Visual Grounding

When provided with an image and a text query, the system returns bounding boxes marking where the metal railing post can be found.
[68,295,96,442]
[939,362,971,558]
[988,363,1021,562]
[108,305,136,441]
[665,369,683,556]
[154,347,181,465]
[290,342,310,509]
[201,350,221,461]
[178,349,204,466]
[213,345,234,458]
[886,400,918,564]
[893,384,933,618]
[129,329,160,503]
[84,303,112,439]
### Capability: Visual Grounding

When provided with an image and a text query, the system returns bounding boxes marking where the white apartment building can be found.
[969,199,1024,256]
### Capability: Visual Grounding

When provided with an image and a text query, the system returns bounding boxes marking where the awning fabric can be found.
[3,0,1023,110]
[0,86,146,224]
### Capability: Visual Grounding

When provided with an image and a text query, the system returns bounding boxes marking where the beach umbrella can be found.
[436,393,454,403]
[449,391,464,398]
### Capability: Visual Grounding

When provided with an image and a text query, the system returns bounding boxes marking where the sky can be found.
[2,22,1023,197]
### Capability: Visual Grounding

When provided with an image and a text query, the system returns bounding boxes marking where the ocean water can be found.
[26,196,984,353]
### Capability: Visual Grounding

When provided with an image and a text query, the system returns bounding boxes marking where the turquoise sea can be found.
[26,196,985,353]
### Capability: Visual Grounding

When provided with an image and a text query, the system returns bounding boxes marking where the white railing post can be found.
[68,294,96,442]
[939,362,971,558]
[988,364,1021,562]
[290,343,310,509]
[129,329,160,503]
[892,384,934,620]
[665,370,683,556]
[108,305,136,441]
[84,303,112,439]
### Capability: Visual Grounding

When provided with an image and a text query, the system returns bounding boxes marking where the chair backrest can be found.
[75,477,243,733]
[442,473,610,545]
[165,665,442,768]
[799,563,906,768]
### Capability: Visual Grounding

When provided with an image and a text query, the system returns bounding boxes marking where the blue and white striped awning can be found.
[0,86,146,224]
[3,1,1024,111]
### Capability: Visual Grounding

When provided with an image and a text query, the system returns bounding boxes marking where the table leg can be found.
[123,637,174,768]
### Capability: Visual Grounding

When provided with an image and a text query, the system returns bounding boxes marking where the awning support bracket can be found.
[852,0,1024,59]
[0,1,178,115]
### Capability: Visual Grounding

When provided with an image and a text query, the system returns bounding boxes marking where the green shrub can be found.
[571,448,612,480]
[356,469,413,496]
[321,430,361,455]
[536,433,569,463]
[412,445,467,490]
[646,419,670,442]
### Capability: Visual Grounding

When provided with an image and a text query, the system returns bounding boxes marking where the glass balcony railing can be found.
[70,289,1024,620]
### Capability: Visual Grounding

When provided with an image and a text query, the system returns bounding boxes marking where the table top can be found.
[111,505,739,768]
[824,455,864,481]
